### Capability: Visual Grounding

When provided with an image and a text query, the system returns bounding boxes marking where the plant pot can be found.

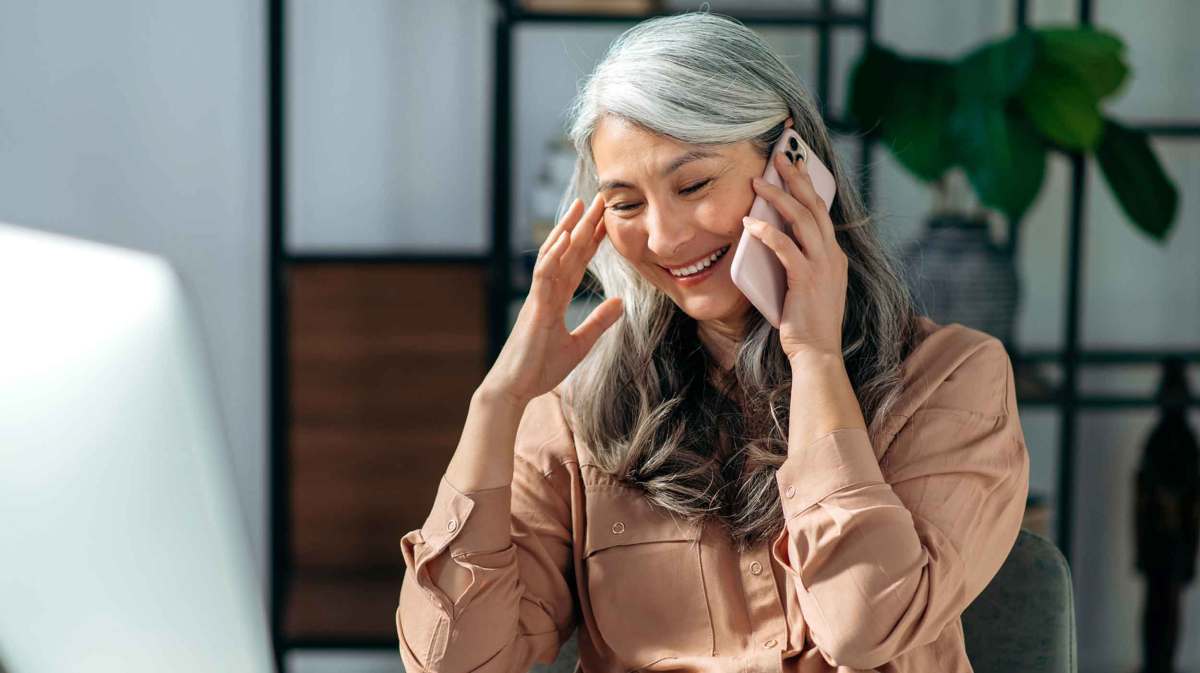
[900,213,1019,347]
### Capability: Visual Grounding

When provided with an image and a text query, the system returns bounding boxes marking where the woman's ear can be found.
[784,117,794,129]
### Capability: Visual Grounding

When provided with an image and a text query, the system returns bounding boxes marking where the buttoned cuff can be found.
[776,427,885,516]
[401,475,514,616]
[418,474,513,559]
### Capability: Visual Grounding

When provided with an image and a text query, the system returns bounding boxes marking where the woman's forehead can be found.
[592,118,745,191]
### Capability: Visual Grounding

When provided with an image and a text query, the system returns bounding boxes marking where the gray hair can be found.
[556,10,924,551]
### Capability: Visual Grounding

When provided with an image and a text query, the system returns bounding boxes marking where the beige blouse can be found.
[396,316,1031,672]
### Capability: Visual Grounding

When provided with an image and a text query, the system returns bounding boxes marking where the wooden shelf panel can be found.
[284,572,402,643]
[284,262,488,638]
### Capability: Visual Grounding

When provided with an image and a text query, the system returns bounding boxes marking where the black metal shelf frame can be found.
[266,0,1198,658]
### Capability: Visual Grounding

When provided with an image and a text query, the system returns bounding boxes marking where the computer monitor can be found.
[0,222,276,673]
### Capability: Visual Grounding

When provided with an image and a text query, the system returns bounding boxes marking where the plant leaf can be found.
[1094,119,1179,241]
[1018,54,1104,150]
[847,44,902,132]
[951,102,1047,223]
[880,58,958,182]
[956,30,1036,102]
[848,45,957,182]
[1036,27,1129,101]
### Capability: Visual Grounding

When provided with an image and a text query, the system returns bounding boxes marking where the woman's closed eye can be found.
[609,179,712,212]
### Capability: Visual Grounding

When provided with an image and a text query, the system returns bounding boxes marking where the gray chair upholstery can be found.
[962,528,1078,673]
[533,528,1077,673]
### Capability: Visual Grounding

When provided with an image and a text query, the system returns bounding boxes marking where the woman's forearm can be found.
[427,386,528,603]
[443,385,528,492]
[787,351,868,454]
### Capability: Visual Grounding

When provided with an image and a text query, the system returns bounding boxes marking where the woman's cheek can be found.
[603,215,640,258]
[711,188,753,236]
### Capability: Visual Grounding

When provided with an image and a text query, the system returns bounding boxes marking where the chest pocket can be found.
[582,484,713,668]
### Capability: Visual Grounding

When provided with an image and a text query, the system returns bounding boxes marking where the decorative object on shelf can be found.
[523,135,578,289]
[898,167,1059,402]
[1134,356,1199,673]
[900,169,1018,346]
[521,0,664,14]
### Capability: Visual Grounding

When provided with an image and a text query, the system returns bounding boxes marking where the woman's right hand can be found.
[480,193,624,407]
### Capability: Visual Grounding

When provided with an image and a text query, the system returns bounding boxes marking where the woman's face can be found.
[592,116,765,326]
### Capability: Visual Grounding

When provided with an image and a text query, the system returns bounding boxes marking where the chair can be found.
[961,528,1078,673]
[533,528,1077,673]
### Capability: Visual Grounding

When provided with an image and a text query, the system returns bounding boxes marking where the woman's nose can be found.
[644,206,694,261]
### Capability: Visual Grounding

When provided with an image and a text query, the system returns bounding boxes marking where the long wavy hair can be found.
[555,10,925,552]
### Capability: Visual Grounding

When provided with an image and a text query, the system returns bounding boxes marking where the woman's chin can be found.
[671,286,750,323]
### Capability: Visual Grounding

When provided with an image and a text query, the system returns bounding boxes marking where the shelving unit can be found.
[1009,0,1200,564]
[266,0,1198,662]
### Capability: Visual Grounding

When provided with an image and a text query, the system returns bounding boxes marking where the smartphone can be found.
[729,126,837,329]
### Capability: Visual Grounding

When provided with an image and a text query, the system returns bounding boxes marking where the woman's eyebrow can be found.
[598,149,721,192]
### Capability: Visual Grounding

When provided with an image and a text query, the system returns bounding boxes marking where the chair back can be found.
[962,528,1078,673]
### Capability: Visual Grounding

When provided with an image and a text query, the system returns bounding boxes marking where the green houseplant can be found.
[848,26,1180,241]
[845,26,1181,367]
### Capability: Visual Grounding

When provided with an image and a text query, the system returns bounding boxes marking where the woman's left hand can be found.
[743,148,848,362]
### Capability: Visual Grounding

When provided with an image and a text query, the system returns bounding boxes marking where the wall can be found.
[0,0,268,584]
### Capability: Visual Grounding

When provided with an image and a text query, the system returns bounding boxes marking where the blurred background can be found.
[0,1,1196,672]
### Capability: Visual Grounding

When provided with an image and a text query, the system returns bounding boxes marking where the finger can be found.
[540,226,566,260]
[770,150,826,257]
[775,147,835,246]
[744,216,809,285]
[569,296,624,358]
[546,221,573,263]
[562,194,605,266]
[591,216,609,246]
[539,198,581,258]
[579,216,609,265]
[529,226,575,309]
[752,171,823,264]
[534,221,574,284]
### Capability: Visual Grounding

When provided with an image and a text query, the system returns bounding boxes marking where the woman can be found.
[397,11,1030,673]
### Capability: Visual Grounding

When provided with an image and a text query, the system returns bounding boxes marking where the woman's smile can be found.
[660,243,733,286]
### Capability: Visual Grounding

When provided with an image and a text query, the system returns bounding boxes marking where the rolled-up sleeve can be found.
[396,392,579,673]
[770,339,1031,670]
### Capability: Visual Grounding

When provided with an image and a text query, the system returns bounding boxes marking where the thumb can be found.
[569,296,624,356]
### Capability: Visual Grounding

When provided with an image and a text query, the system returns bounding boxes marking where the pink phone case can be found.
[729,128,837,329]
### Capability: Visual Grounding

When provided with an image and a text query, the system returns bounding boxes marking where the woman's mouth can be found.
[661,244,732,286]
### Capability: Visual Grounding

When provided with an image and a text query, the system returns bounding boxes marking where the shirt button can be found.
[764,638,778,648]
[612,521,625,534]
[750,561,763,575]
[785,485,795,499]
[447,519,457,531]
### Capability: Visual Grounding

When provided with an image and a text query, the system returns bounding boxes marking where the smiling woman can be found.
[590,115,765,329]
[559,11,923,543]
[396,9,1030,673]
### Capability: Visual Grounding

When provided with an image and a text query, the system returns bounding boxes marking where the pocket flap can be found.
[583,485,701,556]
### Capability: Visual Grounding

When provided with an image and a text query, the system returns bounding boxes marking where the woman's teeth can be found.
[670,245,730,277]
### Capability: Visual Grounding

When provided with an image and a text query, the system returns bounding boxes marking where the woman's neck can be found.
[697,315,744,372]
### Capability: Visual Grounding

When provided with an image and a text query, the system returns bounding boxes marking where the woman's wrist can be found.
[787,348,844,373]
[787,349,867,452]
[474,381,531,412]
